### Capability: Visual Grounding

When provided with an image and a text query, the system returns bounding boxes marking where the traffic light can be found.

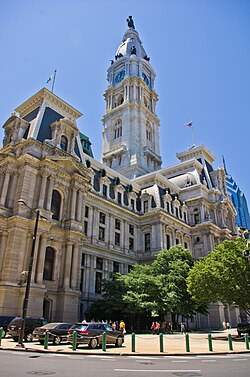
[243,249,250,257]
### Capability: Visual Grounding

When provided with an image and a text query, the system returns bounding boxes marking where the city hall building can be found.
[0,18,241,329]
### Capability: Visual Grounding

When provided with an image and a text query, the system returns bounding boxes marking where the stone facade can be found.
[0,18,241,329]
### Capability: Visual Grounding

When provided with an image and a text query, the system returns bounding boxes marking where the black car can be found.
[33,322,74,345]
[8,316,48,342]
[0,316,15,338]
[68,322,124,349]
[237,323,250,336]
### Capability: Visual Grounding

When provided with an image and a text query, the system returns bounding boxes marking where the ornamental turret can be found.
[101,16,162,179]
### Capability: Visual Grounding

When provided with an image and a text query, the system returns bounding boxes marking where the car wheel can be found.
[26,333,33,342]
[13,337,19,342]
[89,338,98,349]
[54,336,61,345]
[115,336,123,347]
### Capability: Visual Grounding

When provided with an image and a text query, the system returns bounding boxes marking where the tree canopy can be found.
[187,238,250,315]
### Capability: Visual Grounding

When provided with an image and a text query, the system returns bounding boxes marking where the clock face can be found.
[142,72,150,86]
[114,70,125,84]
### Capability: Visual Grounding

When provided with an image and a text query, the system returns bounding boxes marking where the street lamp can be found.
[16,200,40,347]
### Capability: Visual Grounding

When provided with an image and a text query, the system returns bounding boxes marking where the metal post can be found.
[185,333,190,352]
[72,331,77,351]
[102,331,107,351]
[131,332,135,352]
[44,330,49,350]
[245,333,249,350]
[159,333,164,352]
[208,333,213,352]
[17,210,40,347]
[0,327,3,346]
[228,334,233,351]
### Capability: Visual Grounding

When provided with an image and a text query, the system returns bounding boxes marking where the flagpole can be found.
[191,125,196,146]
[52,69,57,93]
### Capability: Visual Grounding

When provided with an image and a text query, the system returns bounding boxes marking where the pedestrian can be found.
[119,319,126,334]
[112,321,117,331]
[155,321,160,335]
[226,321,230,330]
[222,321,226,330]
[180,322,186,334]
[151,321,156,334]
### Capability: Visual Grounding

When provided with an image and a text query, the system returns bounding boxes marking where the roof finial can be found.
[126,16,135,29]
[222,155,227,174]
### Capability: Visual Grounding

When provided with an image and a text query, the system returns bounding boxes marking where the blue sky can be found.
[1,0,250,204]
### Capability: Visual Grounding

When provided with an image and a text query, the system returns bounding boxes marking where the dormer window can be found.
[60,135,68,151]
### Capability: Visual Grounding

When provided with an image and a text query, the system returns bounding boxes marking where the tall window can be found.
[51,190,61,220]
[144,200,149,213]
[146,121,152,141]
[145,233,151,251]
[114,119,122,139]
[115,219,121,230]
[113,261,120,272]
[166,234,171,249]
[98,227,105,241]
[60,135,68,151]
[99,212,106,224]
[95,272,102,294]
[194,208,200,224]
[96,257,103,270]
[115,232,120,246]
[43,247,55,281]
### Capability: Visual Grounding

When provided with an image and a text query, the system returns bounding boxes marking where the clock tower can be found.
[101,17,162,179]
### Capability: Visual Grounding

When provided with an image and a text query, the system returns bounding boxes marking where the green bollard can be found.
[185,333,190,352]
[245,333,249,350]
[72,331,77,351]
[208,333,213,352]
[44,330,49,350]
[228,334,233,351]
[0,327,3,346]
[102,331,107,351]
[131,332,135,352]
[159,333,164,352]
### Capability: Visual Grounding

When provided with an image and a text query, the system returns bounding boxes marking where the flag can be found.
[184,121,193,128]
[46,74,53,83]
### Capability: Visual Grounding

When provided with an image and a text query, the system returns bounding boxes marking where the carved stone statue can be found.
[127,16,135,29]
[131,45,137,55]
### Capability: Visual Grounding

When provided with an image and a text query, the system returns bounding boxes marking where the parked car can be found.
[68,322,124,349]
[33,322,74,345]
[8,316,48,342]
[237,323,250,336]
[0,316,15,338]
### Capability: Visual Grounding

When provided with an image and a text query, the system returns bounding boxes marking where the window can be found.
[80,269,84,292]
[51,190,61,220]
[84,206,89,218]
[95,272,102,294]
[146,121,152,141]
[99,212,106,224]
[84,221,88,235]
[129,237,134,250]
[96,257,103,270]
[145,233,151,251]
[184,212,187,222]
[117,192,122,204]
[184,242,188,249]
[81,253,85,267]
[60,135,68,151]
[113,261,120,272]
[115,232,120,246]
[43,247,55,281]
[194,209,200,224]
[175,208,179,218]
[131,199,135,210]
[129,224,134,235]
[103,184,107,197]
[166,234,171,249]
[115,219,121,230]
[176,239,179,245]
[144,200,149,213]
[98,226,105,241]
[114,120,122,139]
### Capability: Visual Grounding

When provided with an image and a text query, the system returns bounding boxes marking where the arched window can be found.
[146,121,152,142]
[60,135,68,151]
[43,247,55,281]
[51,190,61,220]
[114,119,122,139]
[117,95,124,106]
[193,208,200,224]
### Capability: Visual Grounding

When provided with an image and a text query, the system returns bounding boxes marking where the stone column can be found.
[46,177,54,211]
[38,174,48,209]
[0,231,8,279]
[0,171,11,206]
[64,242,73,288]
[76,190,83,222]
[70,187,77,220]
[36,234,48,284]
[71,243,79,289]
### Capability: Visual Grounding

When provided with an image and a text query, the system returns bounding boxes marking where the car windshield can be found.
[104,324,113,331]
[41,323,61,329]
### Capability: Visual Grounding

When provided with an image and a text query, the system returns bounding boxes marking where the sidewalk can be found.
[0,329,249,356]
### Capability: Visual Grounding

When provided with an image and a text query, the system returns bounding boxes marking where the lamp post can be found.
[17,201,40,347]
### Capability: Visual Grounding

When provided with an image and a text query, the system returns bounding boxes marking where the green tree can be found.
[152,245,207,323]
[187,239,250,315]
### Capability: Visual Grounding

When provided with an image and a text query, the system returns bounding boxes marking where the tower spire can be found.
[222,155,228,174]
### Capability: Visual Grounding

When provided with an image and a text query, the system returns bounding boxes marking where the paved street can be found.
[0,350,249,377]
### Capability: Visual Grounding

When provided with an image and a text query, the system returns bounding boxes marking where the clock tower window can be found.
[114,120,122,139]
